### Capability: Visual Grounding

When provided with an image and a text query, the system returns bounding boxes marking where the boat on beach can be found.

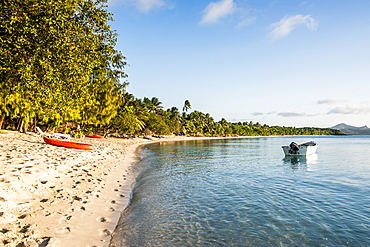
[282,141,318,156]
[85,135,103,139]
[43,137,94,150]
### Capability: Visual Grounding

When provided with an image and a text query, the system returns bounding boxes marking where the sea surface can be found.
[110,136,370,247]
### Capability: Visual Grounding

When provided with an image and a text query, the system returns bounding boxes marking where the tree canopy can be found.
[0,0,127,131]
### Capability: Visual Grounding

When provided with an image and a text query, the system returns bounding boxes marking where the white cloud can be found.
[277,112,306,117]
[251,112,263,116]
[328,104,370,115]
[110,0,166,13]
[229,118,249,122]
[135,0,165,13]
[200,0,236,25]
[306,113,320,117]
[143,0,166,12]
[269,14,318,41]
[317,98,347,105]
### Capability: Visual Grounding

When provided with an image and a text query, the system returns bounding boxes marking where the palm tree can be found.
[165,107,181,134]
[182,100,192,112]
[151,97,163,114]
[143,97,163,114]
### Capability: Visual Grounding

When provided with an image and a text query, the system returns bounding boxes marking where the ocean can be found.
[110,136,370,246]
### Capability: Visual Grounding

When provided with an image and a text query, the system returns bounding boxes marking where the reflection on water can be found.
[283,154,318,165]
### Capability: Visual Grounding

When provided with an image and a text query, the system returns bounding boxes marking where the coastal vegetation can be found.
[0,0,342,137]
[1,0,127,132]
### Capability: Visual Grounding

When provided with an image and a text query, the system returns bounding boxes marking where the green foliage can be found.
[80,126,93,135]
[145,113,170,135]
[0,0,127,131]
[164,107,181,134]
[186,111,214,135]
[111,106,145,134]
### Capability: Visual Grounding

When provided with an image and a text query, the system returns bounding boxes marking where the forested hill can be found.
[0,1,342,137]
[331,123,370,135]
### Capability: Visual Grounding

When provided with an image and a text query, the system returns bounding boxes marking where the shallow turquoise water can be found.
[111,136,370,246]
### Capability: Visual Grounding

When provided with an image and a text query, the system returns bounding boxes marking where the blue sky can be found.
[107,0,370,128]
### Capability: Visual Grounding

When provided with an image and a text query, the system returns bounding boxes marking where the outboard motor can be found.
[289,142,299,154]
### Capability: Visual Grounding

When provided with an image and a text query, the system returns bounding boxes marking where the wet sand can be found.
[0,131,237,246]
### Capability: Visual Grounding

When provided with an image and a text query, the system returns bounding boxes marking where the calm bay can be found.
[111,136,370,246]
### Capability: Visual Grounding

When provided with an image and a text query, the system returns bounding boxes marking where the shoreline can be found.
[0,131,248,246]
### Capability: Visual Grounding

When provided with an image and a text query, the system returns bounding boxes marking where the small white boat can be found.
[282,141,318,156]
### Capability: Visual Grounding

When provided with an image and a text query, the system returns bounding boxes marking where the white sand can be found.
[0,131,240,246]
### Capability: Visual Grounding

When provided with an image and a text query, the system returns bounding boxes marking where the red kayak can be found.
[85,135,103,139]
[43,137,94,150]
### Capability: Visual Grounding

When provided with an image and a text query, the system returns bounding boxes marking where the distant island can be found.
[331,123,370,135]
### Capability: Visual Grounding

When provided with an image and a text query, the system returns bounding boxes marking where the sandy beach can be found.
[0,131,231,247]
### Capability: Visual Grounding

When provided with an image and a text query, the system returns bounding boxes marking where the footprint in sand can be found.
[58,227,71,234]
[105,207,115,212]
[99,228,111,236]
[39,237,51,247]
[19,225,30,233]
[97,217,107,222]
[18,214,27,219]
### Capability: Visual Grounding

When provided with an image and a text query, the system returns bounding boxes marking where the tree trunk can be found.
[33,116,37,132]
[104,126,111,138]
[22,123,28,133]
[17,118,24,132]
[0,113,5,130]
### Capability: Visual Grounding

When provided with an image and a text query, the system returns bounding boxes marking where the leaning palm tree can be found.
[182,100,192,112]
